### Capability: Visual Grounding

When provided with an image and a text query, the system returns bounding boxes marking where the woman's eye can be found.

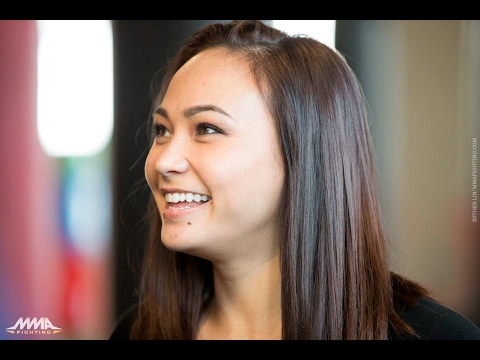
[155,124,171,138]
[196,123,223,135]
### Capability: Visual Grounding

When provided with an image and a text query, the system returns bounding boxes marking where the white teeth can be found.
[164,192,211,203]
[168,204,191,209]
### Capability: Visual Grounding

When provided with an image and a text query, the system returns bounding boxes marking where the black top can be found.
[109,297,480,340]
[388,297,480,340]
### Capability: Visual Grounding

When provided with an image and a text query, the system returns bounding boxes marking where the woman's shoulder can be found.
[109,304,137,340]
[390,296,480,340]
[110,297,480,340]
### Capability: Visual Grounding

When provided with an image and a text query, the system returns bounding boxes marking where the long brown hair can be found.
[131,20,428,340]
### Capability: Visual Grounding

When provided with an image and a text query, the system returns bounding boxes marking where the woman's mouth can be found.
[162,192,212,219]
[164,192,211,209]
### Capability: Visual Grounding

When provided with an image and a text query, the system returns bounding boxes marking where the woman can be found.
[110,20,480,340]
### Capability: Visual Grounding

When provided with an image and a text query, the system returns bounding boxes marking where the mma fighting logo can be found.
[5,317,62,335]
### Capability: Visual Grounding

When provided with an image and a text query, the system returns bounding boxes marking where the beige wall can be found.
[358,20,480,324]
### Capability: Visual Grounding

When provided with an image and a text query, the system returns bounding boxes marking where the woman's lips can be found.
[162,200,210,220]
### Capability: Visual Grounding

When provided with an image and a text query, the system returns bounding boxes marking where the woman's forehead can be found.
[160,48,263,117]
[175,48,252,87]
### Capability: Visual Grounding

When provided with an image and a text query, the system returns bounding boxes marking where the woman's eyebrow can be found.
[154,107,169,119]
[154,105,234,121]
[183,104,233,120]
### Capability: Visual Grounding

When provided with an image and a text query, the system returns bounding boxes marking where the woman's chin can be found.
[161,229,205,255]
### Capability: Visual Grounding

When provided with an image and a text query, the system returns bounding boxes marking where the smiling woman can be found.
[110,20,480,340]
[145,48,284,265]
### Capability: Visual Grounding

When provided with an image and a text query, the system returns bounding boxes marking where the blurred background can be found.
[0,20,478,340]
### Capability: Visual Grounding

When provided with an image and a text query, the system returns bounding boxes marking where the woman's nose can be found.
[154,139,189,176]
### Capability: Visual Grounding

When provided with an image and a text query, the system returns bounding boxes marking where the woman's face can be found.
[145,47,285,262]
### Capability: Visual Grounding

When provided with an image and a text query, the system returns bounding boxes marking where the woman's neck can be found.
[197,254,282,340]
